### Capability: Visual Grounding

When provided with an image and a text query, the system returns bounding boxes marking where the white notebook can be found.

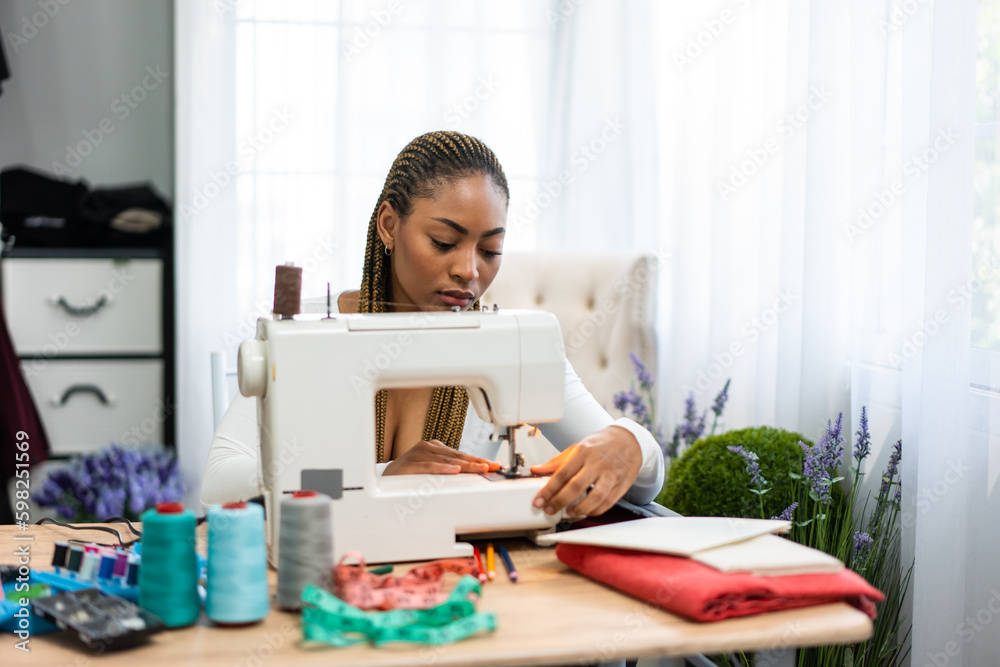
[535,516,791,557]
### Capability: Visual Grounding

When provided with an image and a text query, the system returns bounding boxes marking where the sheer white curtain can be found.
[899,0,1000,663]
[649,0,856,455]
[532,1,660,251]
[175,0,239,510]
[644,0,996,663]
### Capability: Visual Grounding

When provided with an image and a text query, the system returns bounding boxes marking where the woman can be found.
[201,131,664,517]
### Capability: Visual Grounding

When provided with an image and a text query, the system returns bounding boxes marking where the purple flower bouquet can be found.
[33,444,185,522]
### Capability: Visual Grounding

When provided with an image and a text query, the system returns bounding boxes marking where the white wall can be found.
[0,0,174,199]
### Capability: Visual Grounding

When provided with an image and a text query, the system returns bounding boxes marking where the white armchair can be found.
[482,251,659,465]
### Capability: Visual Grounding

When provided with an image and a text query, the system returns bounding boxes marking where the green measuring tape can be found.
[301,575,497,647]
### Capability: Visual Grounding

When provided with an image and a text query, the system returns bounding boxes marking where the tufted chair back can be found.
[481,252,659,464]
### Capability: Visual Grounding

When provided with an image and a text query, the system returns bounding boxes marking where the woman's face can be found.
[379,174,507,312]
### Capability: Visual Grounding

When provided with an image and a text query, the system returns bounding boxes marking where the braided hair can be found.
[360,131,509,463]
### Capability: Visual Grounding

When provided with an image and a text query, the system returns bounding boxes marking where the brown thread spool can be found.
[273,263,302,318]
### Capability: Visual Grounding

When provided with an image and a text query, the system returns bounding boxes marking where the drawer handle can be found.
[53,295,109,317]
[51,384,116,407]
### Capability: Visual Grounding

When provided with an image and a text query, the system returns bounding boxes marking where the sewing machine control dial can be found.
[237,340,268,398]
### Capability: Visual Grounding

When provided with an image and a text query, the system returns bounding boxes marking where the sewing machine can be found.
[237,308,568,565]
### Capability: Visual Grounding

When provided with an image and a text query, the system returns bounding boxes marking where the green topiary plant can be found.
[658,425,811,519]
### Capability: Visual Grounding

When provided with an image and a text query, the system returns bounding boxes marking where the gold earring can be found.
[384,246,392,256]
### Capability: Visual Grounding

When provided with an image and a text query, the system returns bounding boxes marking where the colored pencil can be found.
[486,542,496,581]
[473,545,488,583]
[497,544,518,582]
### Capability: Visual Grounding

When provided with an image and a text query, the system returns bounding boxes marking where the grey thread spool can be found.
[276,490,333,610]
[273,263,302,318]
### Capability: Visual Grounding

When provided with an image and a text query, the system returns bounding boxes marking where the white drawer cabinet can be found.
[2,258,162,354]
[0,247,174,456]
[23,359,165,455]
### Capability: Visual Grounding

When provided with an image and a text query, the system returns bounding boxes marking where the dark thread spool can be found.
[52,542,69,569]
[67,545,84,572]
[273,263,302,318]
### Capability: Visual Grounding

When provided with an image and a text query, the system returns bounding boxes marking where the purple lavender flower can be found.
[683,393,698,424]
[56,502,77,521]
[711,379,731,418]
[727,445,766,488]
[823,413,845,471]
[629,353,655,389]
[800,439,829,502]
[800,413,847,503]
[771,502,798,521]
[853,406,871,462]
[632,401,649,424]
[678,393,707,446]
[33,443,184,521]
[665,426,682,459]
[853,531,874,559]
[880,439,902,500]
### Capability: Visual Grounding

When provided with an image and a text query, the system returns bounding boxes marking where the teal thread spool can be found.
[277,490,333,610]
[206,501,269,625]
[138,502,200,627]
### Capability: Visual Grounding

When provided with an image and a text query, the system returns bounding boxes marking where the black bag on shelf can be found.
[1,165,171,248]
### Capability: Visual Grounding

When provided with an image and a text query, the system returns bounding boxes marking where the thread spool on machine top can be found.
[273,262,303,319]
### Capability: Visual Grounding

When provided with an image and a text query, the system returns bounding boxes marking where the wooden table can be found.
[1,523,872,665]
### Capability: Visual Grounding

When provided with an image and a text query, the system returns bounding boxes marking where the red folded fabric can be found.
[556,543,884,622]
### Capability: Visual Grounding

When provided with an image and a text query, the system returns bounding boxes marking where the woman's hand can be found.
[383,439,502,476]
[529,426,642,517]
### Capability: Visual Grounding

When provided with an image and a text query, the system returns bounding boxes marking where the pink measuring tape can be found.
[333,552,480,611]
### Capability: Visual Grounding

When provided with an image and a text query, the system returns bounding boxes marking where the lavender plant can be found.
[33,444,185,522]
[613,354,730,461]
[723,407,911,666]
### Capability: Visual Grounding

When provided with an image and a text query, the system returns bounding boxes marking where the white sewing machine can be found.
[237,308,568,565]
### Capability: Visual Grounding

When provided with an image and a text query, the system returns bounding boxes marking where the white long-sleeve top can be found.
[200,303,665,511]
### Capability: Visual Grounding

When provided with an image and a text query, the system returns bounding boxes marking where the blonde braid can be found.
[360,131,509,463]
